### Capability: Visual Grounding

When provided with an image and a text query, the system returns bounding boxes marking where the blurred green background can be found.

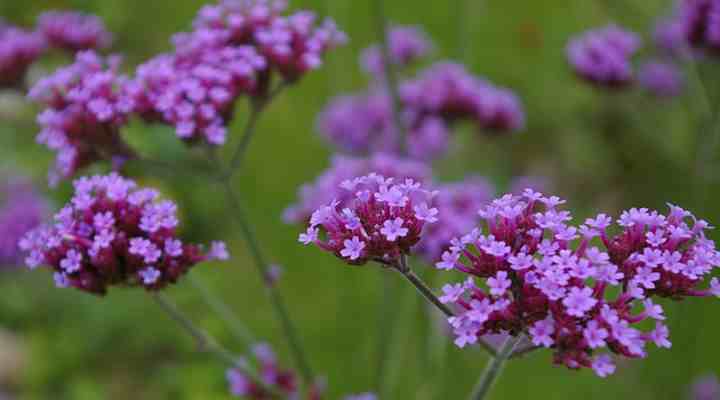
[1,0,719,399]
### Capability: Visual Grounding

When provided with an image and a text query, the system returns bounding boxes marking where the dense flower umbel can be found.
[415,177,494,264]
[0,24,45,89]
[318,62,524,160]
[639,60,684,97]
[18,173,228,295]
[283,153,431,224]
[436,190,720,377]
[186,0,347,82]
[227,343,328,400]
[0,175,47,266]
[37,11,112,52]
[28,51,136,184]
[361,25,432,75]
[566,25,641,87]
[299,173,437,266]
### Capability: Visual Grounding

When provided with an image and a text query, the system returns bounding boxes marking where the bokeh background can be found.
[1,0,719,399]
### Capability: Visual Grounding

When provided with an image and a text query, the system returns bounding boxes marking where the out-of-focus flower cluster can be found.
[691,374,720,400]
[131,0,346,146]
[436,190,720,377]
[28,51,136,184]
[0,174,47,267]
[299,173,438,266]
[568,22,686,98]
[227,343,299,399]
[318,25,524,161]
[0,22,45,89]
[19,173,228,295]
[37,10,112,52]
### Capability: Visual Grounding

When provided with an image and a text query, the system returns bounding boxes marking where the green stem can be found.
[467,335,522,400]
[221,181,315,383]
[187,274,256,347]
[394,256,498,357]
[151,293,279,396]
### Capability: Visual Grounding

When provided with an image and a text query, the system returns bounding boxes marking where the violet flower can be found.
[361,25,432,75]
[0,175,47,266]
[37,11,112,52]
[19,173,229,295]
[436,190,719,377]
[566,25,641,88]
[639,60,684,97]
[0,23,45,89]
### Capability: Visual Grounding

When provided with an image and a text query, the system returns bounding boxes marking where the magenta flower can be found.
[37,11,112,52]
[0,24,45,89]
[436,190,720,377]
[361,25,432,75]
[566,24,641,88]
[28,51,137,184]
[0,175,47,267]
[283,154,431,224]
[639,60,684,98]
[18,173,228,295]
[227,342,298,399]
[299,173,437,266]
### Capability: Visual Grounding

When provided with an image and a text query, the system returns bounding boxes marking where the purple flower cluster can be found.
[436,190,720,377]
[343,394,378,400]
[415,177,494,264]
[361,25,432,75]
[37,11,112,52]
[692,374,720,400]
[190,0,347,81]
[669,0,720,53]
[566,25,642,87]
[639,60,684,97]
[283,153,432,224]
[0,175,47,266]
[28,51,136,184]
[18,173,228,295]
[299,173,438,266]
[226,343,299,399]
[0,23,45,89]
[318,62,524,160]
[131,0,346,145]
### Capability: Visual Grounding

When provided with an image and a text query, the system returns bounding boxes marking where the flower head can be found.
[227,342,298,399]
[0,24,45,89]
[37,11,112,52]
[19,173,228,295]
[567,24,641,87]
[639,60,684,98]
[437,190,720,377]
[28,51,136,184]
[361,25,432,75]
[299,173,436,266]
[0,174,47,266]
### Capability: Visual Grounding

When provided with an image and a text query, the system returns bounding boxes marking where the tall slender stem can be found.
[187,274,256,347]
[151,293,279,396]
[221,181,315,383]
[393,256,497,357]
[372,0,407,152]
[467,335,521,400]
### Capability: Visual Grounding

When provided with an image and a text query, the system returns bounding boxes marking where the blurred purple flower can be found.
[691,374,720,400]
[227,342,298,399]
[0,23,45,89]
[284,153,431,224]
[566,24,641,88]
[0,175,47,267]
[361,25,432,75]
[37,11,112,52]
[639,60,684,98]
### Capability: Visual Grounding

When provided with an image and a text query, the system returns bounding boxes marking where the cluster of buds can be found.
[28,51,136,184]
[283,154,432,224]
[436,190,720,377]
[37,10,112,52]
[19,173,229,295]
[361,25,432,75]
[131,0,346,146]
[0,23,45,89]
[298,173,438,266]
[566,25,641,87]
[0,174,48,266]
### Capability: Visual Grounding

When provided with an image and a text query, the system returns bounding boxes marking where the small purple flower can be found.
[583,320,609,349]
[298,227,319,245]
[567,24,641,88]
[361,25,432,75]
[487,271,511,296]
[139,267,161,285]
[563,286,598,317]
[60,249,82,273]
[529,317,555,347]
[592,354,616,378]
[690,374,720,400]
[209,241,230,261]
[380,218,409,242]
[639,61,684,98]
[340,236,366,260]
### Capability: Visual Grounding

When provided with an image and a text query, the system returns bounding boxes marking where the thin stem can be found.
[394,256,498,357]
[187,274,256,347]
[221,181,315,383]
[151,293,279,396]
[226,82,287,179]
[372,0,407,151]
[467,335,522,400]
